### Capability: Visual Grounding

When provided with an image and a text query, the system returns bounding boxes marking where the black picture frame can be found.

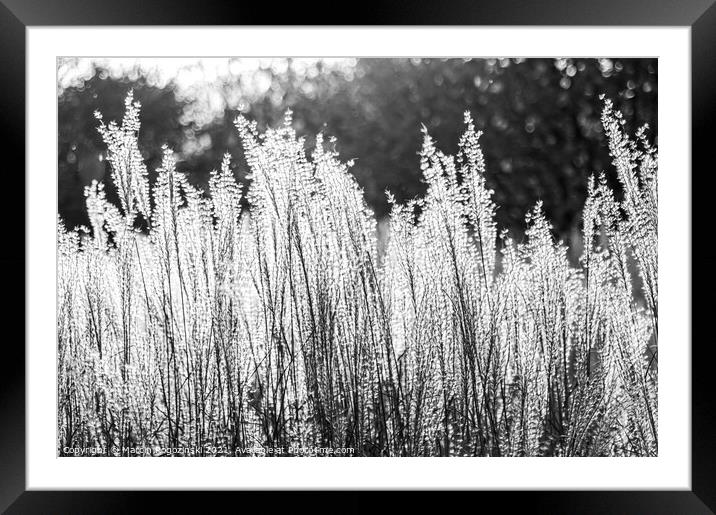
[1,2,712,513]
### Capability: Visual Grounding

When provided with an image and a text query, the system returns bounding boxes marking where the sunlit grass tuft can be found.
[57,93,657,457]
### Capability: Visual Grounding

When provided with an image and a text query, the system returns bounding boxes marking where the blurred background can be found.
[58,57,657,239]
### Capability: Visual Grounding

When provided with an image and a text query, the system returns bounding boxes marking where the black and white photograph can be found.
[56,57,658,458]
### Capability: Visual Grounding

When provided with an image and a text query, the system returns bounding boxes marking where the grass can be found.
[57,92,657,456]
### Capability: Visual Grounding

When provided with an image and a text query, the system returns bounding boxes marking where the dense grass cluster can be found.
[57,93,657,456]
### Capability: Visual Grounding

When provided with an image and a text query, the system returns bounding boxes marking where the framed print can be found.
[1,0,713,512]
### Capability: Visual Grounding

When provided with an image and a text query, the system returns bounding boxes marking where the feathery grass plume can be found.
[95,90,152,224]
[600,95,658,324]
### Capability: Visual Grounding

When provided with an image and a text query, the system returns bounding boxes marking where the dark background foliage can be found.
[58,58,657,237]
